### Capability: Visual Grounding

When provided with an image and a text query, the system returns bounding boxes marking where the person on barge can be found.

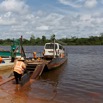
[13,57,26,84]
[11,48,16,62]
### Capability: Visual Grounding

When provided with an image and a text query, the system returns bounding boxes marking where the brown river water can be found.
[0,45,103,103]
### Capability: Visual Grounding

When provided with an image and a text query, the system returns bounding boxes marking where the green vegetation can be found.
[1,34,103,46]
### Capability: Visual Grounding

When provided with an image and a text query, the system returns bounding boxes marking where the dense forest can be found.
[0,34,103,46]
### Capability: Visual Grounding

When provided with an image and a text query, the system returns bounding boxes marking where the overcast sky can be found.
[0,0,103,39]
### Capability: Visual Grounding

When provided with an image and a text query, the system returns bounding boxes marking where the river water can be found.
[1,46,103,103]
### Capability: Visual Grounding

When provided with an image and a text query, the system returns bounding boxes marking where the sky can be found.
[0,0,103,39]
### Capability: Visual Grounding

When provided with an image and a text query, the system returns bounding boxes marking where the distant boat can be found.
[0,50,21,58]
[0,36,25,59]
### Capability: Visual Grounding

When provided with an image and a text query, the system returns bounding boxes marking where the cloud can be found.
[36,25,49,31]
[84,0,97,8]
[0,0,29,14]
[58,0,98,8]
[58,0,82,8]
[0,0,103,39]
[0,16,16,25]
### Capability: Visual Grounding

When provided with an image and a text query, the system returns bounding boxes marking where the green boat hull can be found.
[0,51,21,57]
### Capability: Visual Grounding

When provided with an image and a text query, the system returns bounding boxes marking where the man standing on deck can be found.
[13,57,26,84]
[11,48,16,62]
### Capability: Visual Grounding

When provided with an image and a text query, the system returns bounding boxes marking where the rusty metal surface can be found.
[47,57,67,70]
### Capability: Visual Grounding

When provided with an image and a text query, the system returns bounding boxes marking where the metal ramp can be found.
[20,62,46,86]
[30,64,45,79]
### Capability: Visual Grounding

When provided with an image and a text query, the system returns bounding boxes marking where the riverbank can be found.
[0,80,59,103]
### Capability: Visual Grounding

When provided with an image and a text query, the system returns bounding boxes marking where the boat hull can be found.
[47,56,67,70]
[0,51,21,57]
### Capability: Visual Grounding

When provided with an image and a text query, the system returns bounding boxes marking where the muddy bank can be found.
[0,83,59,103]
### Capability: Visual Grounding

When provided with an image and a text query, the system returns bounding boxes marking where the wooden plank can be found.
[30,64,45,79]
[39,64,45,76]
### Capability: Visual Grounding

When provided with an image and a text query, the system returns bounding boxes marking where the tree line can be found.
[0,34,103,46]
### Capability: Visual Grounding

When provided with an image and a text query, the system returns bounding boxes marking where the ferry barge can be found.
[0,36,67,86]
